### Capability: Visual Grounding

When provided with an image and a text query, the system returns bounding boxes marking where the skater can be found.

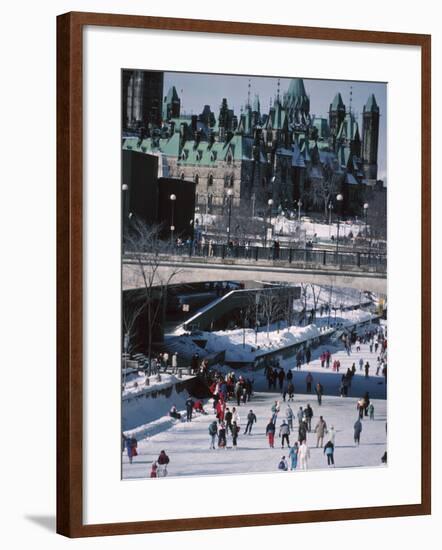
[185,396,194,422]
[218,423,227,449]
[169,405,181,420]
[266,418,276,448]
[279,420,290,448]
[357,397,366,419]
[278,456,289,471]
[324,440,335,466]
[208,420,218,449]
[327,424,336,445]
[368,403,375,420]
[286,405,294,430]
[298,419,307,444]
[244,409,257,434]
[231,421,240,449]
[364,361,370,378]
[359,357,364,371]
[314,415,327,448]
[288,443,298,470]
[232,406,240,428]
[235,380,243,406]
[224,407,233,434]
[306,372,313,393]
[278,369,285,391]
[298,440,310,470]
[150,461,158,478]
[304,403,314,432]
[354,418,363,446]
[306,347,311,365]
[287,381,295,401]
[124,435,137,464]
[271,401,280,424]
[363,391,370,416]
[315,382,324,406]
[157,450,170,477]
[325,350,331,369]
[297,406,304,425]
[193,399,205,414]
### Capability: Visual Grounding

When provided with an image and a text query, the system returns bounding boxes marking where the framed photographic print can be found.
[57,11,431,537]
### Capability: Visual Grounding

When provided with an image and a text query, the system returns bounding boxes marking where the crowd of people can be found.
[123,323,387,476]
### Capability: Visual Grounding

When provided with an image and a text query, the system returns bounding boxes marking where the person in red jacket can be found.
[150,461,158,478]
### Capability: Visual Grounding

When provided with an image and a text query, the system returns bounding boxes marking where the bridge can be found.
[123,248,387,294]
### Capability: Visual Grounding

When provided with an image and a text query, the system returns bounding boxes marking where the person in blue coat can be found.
[288,443,298,470]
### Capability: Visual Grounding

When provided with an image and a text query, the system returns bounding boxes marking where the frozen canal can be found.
[122,390,387,480]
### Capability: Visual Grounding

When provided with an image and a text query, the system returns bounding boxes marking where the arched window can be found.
[229,175,234,188]
[194,174,199,185]
[208,174,214,186]
[180,173,185,181]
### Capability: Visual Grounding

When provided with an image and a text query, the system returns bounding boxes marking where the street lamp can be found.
[122,184,129,223]
[265,198,274,248]
[226,188,234,244]
[335,193,343,255]
[170,193,176,246]
[363,202,369,239]
[328,201,334,225]
[294,199,302,221]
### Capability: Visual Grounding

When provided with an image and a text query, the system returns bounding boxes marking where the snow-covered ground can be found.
[273,215,365,241]
[122,340,387,480]
[173,308,377,363]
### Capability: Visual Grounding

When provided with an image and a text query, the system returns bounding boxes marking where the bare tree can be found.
[123,218,181,370]
[122,297,146,386]
[309,159,343,218]
[259,289,283,339]
[308,283,322,322]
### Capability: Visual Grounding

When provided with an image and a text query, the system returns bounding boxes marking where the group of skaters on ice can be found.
[124,325,387,474]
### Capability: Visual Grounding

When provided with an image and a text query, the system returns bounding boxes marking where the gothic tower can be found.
[283,78,310,129]
[123,70,163,131]
[362,94,380,181]
[329,93,346,149]
[162,86,181,122]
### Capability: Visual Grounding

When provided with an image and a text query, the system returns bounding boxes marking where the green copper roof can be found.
[331,93,345,111]
[364,94,379,113]
[287,78,307,98]
[165,86,179,102]
[123,133,260,166]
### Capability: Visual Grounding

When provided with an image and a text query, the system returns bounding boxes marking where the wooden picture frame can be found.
[57,11,431,537]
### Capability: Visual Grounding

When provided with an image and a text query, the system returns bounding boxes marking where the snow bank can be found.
[123,384,191,434]
[123,373,192,398]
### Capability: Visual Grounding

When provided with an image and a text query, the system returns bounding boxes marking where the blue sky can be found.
[163,72,387,181]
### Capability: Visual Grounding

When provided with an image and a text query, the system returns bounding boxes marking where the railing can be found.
[157,243,387,273]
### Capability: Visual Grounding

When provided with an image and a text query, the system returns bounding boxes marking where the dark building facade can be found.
[122,70,164,132]
[122,149,159,231]
[157,177,196,241]
[122,150,196,240]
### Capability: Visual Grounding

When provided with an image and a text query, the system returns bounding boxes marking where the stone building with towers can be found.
[122,73,384,219]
